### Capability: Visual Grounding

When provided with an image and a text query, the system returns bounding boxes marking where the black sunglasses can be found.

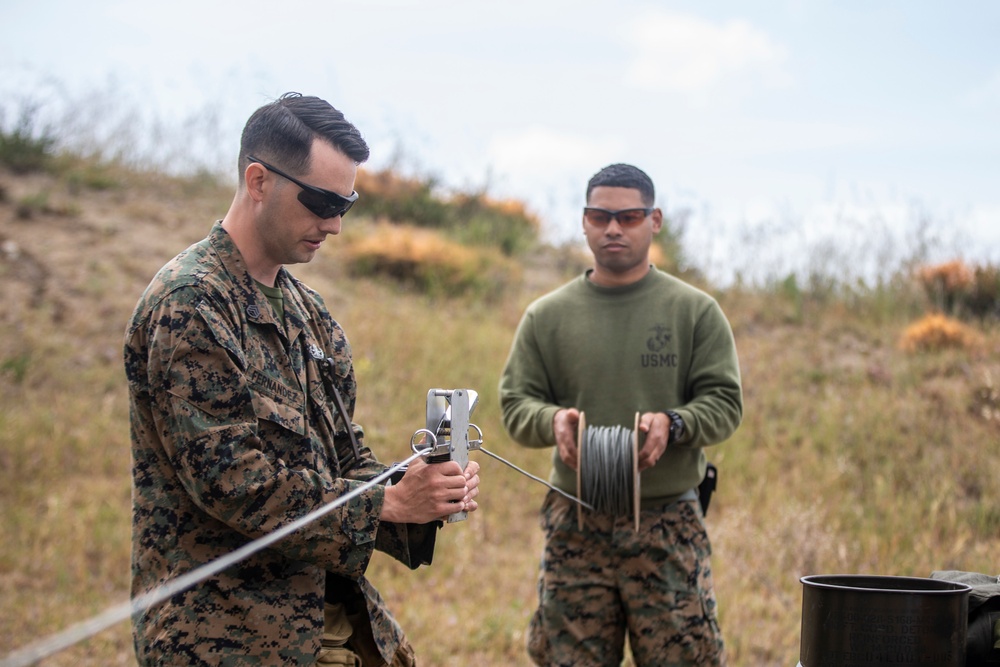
[583,207,654,227]
[248,155,359,219]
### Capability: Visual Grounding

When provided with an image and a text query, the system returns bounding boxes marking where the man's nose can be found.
[319,215,342,235]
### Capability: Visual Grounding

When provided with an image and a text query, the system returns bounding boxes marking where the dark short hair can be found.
[237,92,369,182]
[586,163,655,206]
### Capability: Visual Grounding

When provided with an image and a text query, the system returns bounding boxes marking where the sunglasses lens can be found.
[617,209,648,226]
[584,208,650,227]
[584,209,613,226]
[298,190,354,219]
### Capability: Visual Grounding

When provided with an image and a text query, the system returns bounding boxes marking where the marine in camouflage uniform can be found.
[498,164,742,666]
[124,94,478,667]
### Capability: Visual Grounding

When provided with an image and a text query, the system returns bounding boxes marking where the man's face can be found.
[256,139,358,268]
[583,186,662,287]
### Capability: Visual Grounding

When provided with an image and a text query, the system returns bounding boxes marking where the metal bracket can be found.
[410,388,481,523]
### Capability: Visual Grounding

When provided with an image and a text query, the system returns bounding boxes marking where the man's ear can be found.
[650,207,664,234]
[244,161,268,203]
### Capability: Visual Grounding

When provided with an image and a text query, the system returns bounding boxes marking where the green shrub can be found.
[355,168,540,256]
[63,162,122,192]
[966,264,1000,320]
[0,353,31,384]
[15,191,51,220]
[448,192,539,256]
[355,168,450,227]
[0,102,57,174]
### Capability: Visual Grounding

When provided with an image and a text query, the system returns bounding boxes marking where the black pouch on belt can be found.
[325,573,365,613]
[698,463,718,516]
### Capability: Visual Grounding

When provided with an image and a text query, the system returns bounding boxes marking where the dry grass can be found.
[2,165,999,667]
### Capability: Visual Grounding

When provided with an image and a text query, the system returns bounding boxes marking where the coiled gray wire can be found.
[578,425,636,516]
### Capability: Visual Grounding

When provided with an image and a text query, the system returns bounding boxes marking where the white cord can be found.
[0,450,427,667]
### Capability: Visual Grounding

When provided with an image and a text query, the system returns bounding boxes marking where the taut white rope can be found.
[0,450,427,667]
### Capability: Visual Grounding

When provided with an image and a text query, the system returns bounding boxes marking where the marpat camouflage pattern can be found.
[124,222,435,666]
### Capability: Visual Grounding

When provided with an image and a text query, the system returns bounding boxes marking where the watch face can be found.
[667,411,683,442]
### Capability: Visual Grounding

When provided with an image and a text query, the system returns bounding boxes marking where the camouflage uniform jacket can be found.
[124,222,435,666]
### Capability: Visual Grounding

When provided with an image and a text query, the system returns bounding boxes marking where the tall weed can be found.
[0,100,57,173]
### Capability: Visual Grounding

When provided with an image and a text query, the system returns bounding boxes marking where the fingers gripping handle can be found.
[409,389,480,523]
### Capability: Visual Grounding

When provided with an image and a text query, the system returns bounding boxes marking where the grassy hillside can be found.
[1,159,998,666]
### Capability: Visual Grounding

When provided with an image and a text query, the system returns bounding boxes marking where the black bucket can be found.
[799,574,972,667]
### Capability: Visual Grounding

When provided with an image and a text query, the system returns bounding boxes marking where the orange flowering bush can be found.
[344,223,520,298]
[917,260,974,315]
[916,259,1000,319]
[918,259,974,292]
[898,313,981,353]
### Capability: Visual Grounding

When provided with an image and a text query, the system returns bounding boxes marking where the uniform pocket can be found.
[249,382,306,436]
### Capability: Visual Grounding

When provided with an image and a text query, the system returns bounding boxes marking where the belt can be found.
[678,488,698,502]
[638,487,699,512]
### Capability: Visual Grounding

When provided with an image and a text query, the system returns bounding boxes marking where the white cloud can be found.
[965,203,1000,259]
[487,126,626,177]
[478,127,628,243]
[623,11,790,97]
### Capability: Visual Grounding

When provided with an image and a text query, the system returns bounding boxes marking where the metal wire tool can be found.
[409,388,483,523]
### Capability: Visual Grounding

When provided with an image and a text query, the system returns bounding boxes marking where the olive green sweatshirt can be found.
[498,267,743,505]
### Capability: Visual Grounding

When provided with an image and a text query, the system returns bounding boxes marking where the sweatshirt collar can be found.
[583,264,658,296]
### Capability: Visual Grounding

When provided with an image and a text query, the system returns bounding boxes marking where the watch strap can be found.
[665,410,684,445]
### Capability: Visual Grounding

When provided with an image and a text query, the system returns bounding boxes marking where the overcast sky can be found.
[3,0,998,283]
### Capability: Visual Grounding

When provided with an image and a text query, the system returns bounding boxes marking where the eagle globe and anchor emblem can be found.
[642,324,678,368]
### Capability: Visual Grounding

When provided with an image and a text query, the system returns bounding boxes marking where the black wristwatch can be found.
[665,410,685,445]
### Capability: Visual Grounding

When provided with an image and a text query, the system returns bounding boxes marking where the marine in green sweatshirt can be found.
[499,265,743,506]
[498,163,742,667]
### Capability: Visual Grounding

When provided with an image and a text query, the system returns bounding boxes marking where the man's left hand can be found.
[636,411,671,471]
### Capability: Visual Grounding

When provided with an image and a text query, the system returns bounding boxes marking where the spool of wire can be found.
[576,412,641,531]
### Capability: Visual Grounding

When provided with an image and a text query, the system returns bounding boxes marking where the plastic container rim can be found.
[801,573,972,596]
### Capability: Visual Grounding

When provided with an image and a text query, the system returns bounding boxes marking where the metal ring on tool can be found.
[467,423,484,449]
[410,428,438,454]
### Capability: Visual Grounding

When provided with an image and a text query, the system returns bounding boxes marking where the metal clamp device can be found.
[409,388,483,523]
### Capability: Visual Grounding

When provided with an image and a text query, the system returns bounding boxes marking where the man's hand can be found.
[553,408,581,470]
[460,460,480,515]
[381,458,481,524]
[636,411,671,471]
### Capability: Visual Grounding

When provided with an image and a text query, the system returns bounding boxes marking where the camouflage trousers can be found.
[527,491,726,667]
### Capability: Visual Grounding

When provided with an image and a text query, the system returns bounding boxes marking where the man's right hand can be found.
[553,408,581,470]
[381,457,480,524]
